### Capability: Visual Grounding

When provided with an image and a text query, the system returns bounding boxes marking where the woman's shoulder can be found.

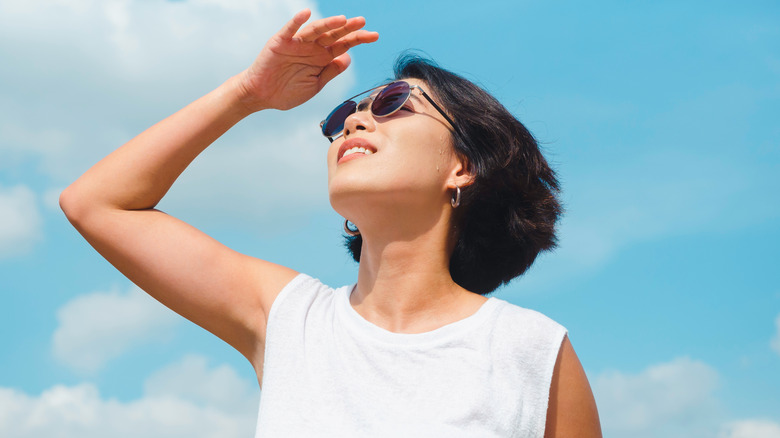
[268,273,349,318]
[487,297,568,348]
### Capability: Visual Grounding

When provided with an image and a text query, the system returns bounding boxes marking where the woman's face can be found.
[326,79,465,221]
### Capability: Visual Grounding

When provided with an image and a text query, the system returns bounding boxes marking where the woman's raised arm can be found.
[59,9,378,369]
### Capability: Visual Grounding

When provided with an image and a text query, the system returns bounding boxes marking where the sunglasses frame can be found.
[320,80,458,142]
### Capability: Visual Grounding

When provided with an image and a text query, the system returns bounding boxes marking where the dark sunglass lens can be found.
[372,82,410,116]
[322,101,357,137]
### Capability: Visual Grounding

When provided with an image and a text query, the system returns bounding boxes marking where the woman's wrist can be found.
[227,70,271,116]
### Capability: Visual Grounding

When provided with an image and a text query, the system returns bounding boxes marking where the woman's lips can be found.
[338,151,370,164]
[337,138,377,164]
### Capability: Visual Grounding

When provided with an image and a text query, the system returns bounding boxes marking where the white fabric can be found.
[255,274,567,438]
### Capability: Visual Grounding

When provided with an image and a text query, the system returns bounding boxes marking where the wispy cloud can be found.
[0,0,356,231]
[720,419,780,438]
[52,285,179,373]
[594,356,780,438]
[771,313,780,356]
[143,355,257,413]
[0,184,42,259]
[0,355,258,438]
[594,357,722,438]
[514,86,780,293]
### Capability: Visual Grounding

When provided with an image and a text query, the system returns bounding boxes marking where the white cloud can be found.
[0,356,258,438]
[771,313,780,356]
[52,285,179,373]
[595,356,780,438]
[594,357,722,438]
[0,184,42,259]
[720,419,780,438]
[0,0,317,85]
[144,355,256,413]
[0,0,356,231]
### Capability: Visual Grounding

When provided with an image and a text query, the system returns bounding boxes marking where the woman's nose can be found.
[344,97,375,137]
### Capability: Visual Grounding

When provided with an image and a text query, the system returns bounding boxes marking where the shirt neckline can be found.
[335,283,501,347]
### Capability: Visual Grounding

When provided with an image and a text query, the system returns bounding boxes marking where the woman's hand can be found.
[237,9,379,113]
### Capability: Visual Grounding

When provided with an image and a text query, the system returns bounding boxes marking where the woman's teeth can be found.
[342,147,374,158]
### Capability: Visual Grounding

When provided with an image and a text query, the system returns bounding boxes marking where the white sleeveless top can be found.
[254,274,566,438]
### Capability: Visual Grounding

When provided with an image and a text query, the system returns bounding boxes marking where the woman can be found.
[60,9,601,437]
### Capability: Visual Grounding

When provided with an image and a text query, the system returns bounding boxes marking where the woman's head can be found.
[341,54,563,295]
[325,75,464,230]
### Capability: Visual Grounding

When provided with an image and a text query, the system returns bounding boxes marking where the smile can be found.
[337,138,377,163]
[341,147,374,158]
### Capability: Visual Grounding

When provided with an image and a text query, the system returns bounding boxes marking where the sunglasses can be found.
[320,80,457,142]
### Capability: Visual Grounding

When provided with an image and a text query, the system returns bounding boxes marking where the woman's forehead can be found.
[400,77,426,87]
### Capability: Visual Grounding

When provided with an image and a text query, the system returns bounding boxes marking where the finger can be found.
[318,54,352,86]
[297,15,348,43]
[315,16,367,47]
[278,9,312,40]
[328,30,380,58]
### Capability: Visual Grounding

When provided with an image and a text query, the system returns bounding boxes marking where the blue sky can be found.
[1,0,778,436]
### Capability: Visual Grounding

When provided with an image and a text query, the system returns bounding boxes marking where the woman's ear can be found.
[448,156,475,189]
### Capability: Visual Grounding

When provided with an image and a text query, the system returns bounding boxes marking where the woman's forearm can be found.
[60,74,256,219]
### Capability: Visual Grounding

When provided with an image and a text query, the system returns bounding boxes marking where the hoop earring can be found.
[451,185,461,208]
[344,219,360,236]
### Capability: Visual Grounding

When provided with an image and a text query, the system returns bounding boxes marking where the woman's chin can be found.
[328,190,365,220]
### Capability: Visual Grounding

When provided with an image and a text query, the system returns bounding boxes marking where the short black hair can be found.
[345,53,562,295]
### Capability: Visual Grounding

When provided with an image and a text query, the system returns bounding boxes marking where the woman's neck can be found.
[350,219,487,334]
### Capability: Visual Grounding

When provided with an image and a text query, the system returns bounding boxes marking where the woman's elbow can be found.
[59,182,93,227]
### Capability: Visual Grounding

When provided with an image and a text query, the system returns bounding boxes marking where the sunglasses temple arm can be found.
[418,91,458,134]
